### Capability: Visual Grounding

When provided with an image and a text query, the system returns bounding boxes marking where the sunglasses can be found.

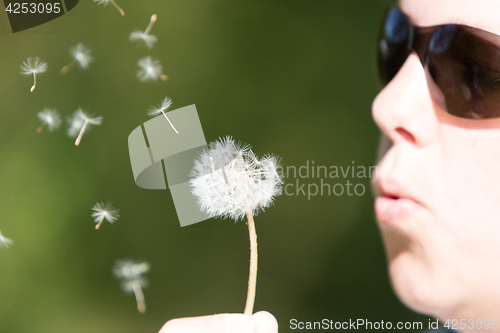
[378,6,500,119]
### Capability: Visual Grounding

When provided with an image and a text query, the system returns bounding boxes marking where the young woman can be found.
[160,1,500,332]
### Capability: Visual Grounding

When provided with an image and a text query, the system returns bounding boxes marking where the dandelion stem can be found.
[144,14,157,35]
[95,220,102,230]
[131,280,146,314]
[109,0,125,15]
[30,73,36,92]
[75,119,89,146]
[161,110,179,134]
[244,209,258,316]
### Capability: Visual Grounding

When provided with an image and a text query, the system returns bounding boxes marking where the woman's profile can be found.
[160,1,500,332]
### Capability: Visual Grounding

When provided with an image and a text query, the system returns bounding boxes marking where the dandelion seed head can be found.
[113,259,150,293]
[67,108,102,137]
[146,96,178,133]
[37,108,61,132]
[0,230,14,249]
[129,31,157,49]
[190,136,283,221]
[113,260,150,280]
[129,14,157,49]
[147,96,173,117]
[136,56,163,82]
[92,202,119,227]
[67,112,85,137]
[20,57,47,75]
[70,43,93,69]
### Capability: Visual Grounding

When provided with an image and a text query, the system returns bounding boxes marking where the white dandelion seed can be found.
[94,0,125,16]
[37,108,61,133]
[136,56,167,82]
[67,112,85,138]
[189,136,283,315]
[61,43,93,74]
[147,96,179,134]
[20,57,48,92]
[91,202,119,230]
[129,14,158,49]
[67,108,103,146]
[0,230,14,249]
[113,259,150,314]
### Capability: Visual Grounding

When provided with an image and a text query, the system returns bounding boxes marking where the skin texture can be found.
[158,311,278,333]
[373,0,500,330]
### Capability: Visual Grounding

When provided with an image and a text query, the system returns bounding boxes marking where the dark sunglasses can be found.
[378,6,500,119]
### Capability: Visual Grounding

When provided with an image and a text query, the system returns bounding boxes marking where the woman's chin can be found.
[387,249,463,317]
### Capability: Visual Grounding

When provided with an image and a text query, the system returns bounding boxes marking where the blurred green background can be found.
[0,0,430,332]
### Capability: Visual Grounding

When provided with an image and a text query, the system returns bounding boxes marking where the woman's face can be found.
[373,0,500,320]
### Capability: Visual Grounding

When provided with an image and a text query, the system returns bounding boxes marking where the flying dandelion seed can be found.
[67,108,103,146]
[129,14,158,49]
[0,230,14,249]
[147,96,179,134]
[91,202,119,230]
[113,259,150,313]
[20,57,47,92]
[37,108,61,133]
[93,0,125,16]
[136,56,167,82]
[67,111,85,138]
[61,43,93,74]
[190,136,283,315]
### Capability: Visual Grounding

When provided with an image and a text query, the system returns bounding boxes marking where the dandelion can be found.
[67,108,103,146]
[94,0,124,16]
[0,230,14,249]
[61,43,93,74]
[190,136,283,315]
[136,56,167,82]
[37,108,62,133]
[147,96,179,134]
[91,202,119,230]
[20,57,47,92]
[129,14,158,49]
[113,259,150,313]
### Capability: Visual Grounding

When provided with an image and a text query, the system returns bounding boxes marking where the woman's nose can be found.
[372,52,439,147]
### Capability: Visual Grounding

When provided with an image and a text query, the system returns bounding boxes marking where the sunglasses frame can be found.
[378,6,500,120]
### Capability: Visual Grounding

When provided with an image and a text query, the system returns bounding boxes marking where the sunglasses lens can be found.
[377,7,411,86]
[426,26,500,119]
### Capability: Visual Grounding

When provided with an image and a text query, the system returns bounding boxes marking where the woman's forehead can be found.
[399,0,500,35]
